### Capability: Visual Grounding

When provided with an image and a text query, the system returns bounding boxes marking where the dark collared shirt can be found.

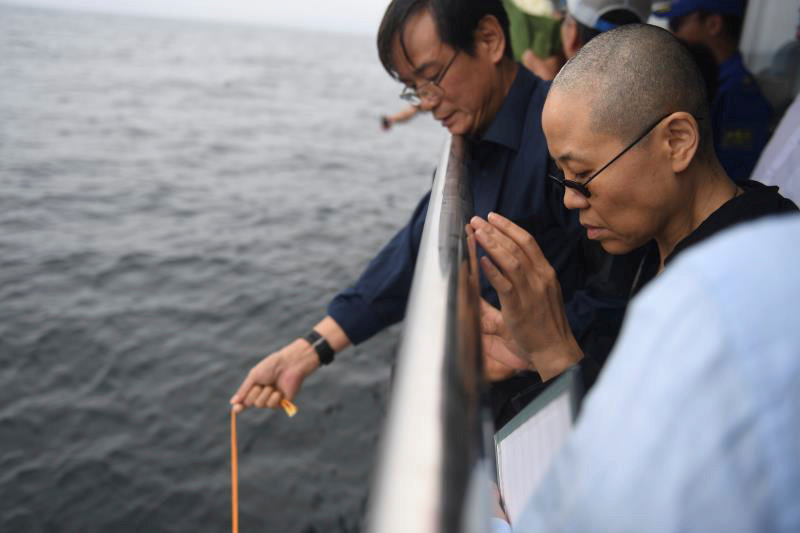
[713,53,772,182]
[328,66,630,352]
[632,180,798,296]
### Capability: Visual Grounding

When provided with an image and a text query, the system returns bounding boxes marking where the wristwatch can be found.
[302,330,335,365]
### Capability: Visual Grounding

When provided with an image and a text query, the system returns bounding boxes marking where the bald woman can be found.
[470,24,797,384]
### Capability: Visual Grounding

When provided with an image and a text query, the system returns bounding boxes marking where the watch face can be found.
[313,336,335,365]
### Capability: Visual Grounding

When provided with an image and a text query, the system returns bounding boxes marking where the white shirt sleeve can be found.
[510,216,800,533]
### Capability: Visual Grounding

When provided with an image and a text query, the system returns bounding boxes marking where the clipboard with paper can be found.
[493,366,583,525]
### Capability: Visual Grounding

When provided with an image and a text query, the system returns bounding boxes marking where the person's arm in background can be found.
[381,105,420,130]
[230,192,431,412]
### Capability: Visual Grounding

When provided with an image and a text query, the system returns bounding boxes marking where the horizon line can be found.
[0,1,380,38]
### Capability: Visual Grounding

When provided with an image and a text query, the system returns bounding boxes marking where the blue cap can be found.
[653,0,745,19]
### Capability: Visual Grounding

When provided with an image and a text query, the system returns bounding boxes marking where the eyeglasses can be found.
[548,113,672,198]
[399,50,459,107]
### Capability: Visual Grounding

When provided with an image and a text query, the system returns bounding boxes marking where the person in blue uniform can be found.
[230,0,639,424]
[656,0,772,182]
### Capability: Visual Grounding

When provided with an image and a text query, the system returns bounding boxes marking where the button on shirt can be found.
[497,214,800,533]
[713,53,772,182]
[328,66,626,347]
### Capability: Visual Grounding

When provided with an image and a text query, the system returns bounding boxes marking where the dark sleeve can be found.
[326,191,430,345]
[565,240,647,375]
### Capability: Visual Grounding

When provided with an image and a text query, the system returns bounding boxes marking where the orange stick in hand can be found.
[230,399,295,533]
[231,409,239,533]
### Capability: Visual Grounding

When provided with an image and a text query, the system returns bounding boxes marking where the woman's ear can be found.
[476,15,506,64]
[664,112,701,173]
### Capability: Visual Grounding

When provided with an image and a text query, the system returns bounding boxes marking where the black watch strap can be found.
[302,330,335,365]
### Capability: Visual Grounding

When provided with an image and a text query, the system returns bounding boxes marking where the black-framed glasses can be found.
[399,50,459,106]
[548,113,672,198]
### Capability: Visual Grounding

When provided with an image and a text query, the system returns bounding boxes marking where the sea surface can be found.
[0,4,445,531]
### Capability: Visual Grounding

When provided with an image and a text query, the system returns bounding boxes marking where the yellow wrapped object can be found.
[280,399,298,418]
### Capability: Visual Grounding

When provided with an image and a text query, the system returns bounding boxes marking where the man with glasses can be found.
[231,0,640,426]
[469,23,796,393]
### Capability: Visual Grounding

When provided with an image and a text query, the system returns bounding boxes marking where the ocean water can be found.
[0,4,445,531]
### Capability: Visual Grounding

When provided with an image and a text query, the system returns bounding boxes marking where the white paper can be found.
[496,392,572,525]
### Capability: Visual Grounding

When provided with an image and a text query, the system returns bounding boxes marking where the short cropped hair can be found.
[377,0,513,79]
[552,24,714,157]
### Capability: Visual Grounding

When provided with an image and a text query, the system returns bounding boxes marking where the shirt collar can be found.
[477,65,538,151]
[666,180,795,265]
[631,180,796,296]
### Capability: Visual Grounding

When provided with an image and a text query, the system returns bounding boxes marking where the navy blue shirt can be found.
[328,66,629,349]
[713,53,772,182]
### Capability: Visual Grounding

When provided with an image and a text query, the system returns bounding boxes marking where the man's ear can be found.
[663,112,701,173]
[561,16,581,59]
[475,15,507,64]
[703,13,724,38]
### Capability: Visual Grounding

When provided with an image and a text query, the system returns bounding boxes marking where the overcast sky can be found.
[6,0,393,34]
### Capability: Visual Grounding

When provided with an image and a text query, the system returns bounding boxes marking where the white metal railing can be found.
[366,135,494,533]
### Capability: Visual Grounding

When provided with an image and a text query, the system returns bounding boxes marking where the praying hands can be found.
[470,213,584,382]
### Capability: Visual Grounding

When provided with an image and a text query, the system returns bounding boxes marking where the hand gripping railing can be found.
[367,135,494,533]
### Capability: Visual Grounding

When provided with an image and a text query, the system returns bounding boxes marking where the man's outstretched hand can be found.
[229,339,320,414]
[230,317,351,413]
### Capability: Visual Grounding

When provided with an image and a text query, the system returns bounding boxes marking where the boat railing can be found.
[366,135,494,533]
